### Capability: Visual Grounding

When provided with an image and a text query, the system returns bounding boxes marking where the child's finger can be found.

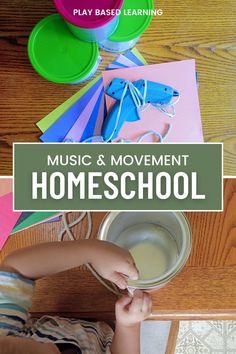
[142,292,152,315]
[130,290,144,311]
[120,260,139,281]
[133,289,144,298]
[111,271,128,289]
[116,295,132,309]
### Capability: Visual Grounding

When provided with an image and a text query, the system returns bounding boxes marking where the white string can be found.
[58,212,121,297]
[119,124,172,143]
[152,93,180,118]
[58,212,87,241]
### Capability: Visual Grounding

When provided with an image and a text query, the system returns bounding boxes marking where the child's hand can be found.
[88,240,139,289]
[115,290,152,327]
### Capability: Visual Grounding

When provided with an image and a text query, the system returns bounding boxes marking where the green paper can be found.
[11,212,61,234]
[36,75,101,132]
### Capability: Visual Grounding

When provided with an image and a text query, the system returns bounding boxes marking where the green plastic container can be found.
[28,14,100,84]
[99,0,154,52]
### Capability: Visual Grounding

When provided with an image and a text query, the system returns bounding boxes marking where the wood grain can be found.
[0,179,235,320]
[0,0,236,174]
[165,321,179,354]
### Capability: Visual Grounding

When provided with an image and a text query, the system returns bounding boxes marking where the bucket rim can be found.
[98,211,192,289]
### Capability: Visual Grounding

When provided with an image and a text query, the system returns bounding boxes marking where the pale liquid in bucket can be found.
[117,223,179,282]
[130,242,168,280]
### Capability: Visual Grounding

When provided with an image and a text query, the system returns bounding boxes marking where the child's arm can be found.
[111,290,152,354]
[1,240,138,289]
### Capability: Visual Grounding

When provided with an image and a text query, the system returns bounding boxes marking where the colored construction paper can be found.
[44,216,61,223]
[108,58,141,70]
[14,212,61,227]
[102,59,203,142]
[114,55,142,68]
[80,90,104,141]
[108,62,128,69]
[11,212,61,234]
[124,49,147,65]
[0,178,13,197]
[107,65,126,70]
[130,48,148,64]
[94,92,105,135]
[13,212,34,228]
[0,193,21,250]
[40,78,102,142]
[63,83,103,142]
[37,75,101,132]
[111,49,146,70]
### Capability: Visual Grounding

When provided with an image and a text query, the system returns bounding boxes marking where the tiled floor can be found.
[175,321,236,354]
[140,321,236,354]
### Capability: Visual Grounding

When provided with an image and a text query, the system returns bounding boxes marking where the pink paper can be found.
[0,193,21,250]
[63,84,103,142]
[102,60,203,142]
[0,178,13,197]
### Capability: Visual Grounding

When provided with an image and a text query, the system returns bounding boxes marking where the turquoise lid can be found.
[28,14,99,83]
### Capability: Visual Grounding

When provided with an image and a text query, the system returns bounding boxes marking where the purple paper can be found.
[63,84,103,141]
[115,55,140,67]
[45,216,61,223]
[123,50,145,66]
[107,64,128,70]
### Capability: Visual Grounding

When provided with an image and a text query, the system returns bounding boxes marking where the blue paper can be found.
[40,78,102,142]
[123,50,145,66]
[110,62,128,68]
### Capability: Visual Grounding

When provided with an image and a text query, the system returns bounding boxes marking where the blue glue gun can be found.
[102,78,179,141]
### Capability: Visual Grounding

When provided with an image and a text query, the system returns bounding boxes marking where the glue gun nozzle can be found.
[173,90,179,97]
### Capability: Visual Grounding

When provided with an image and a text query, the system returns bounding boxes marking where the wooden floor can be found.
[0,0,236,175]
[0,178,236,320]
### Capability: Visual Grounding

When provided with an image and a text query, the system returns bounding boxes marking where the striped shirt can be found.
[0,272,113,353]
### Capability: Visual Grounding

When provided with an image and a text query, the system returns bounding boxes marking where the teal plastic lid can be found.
[28,14,99,84]
[109,0,154,42]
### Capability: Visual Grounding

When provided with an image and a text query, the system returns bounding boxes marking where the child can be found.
[0,239,152,354]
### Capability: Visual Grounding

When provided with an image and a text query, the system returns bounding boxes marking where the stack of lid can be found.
[28,0,154,84]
